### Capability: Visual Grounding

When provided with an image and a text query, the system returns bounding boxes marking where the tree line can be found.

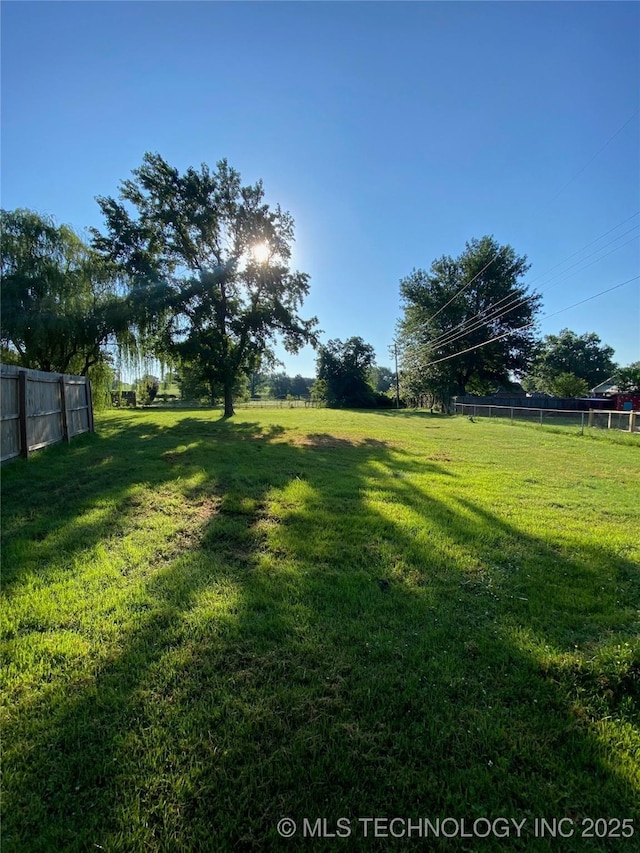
[2,154,637,415]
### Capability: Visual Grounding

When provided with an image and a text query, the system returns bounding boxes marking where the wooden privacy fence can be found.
[1,364,94,462]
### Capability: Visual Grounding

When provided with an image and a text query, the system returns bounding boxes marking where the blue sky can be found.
[2,1,639,378]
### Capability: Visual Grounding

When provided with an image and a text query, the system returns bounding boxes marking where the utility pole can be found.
[394,340,400,409]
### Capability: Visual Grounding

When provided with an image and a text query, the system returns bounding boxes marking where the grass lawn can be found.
[2,408,639,851]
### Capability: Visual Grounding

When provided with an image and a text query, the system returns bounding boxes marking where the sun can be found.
[251,242,270,264]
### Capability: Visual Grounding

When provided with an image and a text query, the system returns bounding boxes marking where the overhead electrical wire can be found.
[526,224,640,290]
[426,231,640,353]
[524,210,639,287]
[424,218,639,350]
[405,108,639,344]
[423,256,495,325]
[422,275,640,368]
[549,107,640,203]
[422,216,640,352]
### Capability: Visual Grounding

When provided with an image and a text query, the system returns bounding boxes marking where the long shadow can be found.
[3,413,638,851]
[1,414,287,593]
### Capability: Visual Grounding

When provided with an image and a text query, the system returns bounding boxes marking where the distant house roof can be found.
[591,377,618,395]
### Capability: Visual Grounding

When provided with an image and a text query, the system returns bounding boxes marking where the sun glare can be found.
[251,242,270,264]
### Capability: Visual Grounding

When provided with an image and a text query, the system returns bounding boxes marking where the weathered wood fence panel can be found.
[0,364,94,461]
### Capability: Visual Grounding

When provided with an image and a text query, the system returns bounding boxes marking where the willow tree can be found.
[91,153,317,416]
[1,209,130,375]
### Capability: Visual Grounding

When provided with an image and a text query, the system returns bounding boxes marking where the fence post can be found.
[540,408,543,426]
[629,412,636,433]
[18,369,29,459]
[607,411,612,430]
[85,378,95,432]
[581,411,584,435]
[59,375,70,442]
[588,410,594,428]
[510,407,514,423]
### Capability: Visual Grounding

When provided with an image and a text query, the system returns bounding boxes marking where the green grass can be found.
[2,408,639,852]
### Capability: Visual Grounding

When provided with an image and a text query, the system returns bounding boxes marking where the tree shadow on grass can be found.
[1,414,287,593]
[2,413,638,851]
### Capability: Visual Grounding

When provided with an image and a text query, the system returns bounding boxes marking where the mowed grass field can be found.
[2,408,639,852]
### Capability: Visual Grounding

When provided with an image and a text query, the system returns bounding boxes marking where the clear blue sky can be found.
[2,1,638,378]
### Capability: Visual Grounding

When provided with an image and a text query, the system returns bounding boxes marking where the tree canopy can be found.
[547,372,590,398]
[612,361,640,393]
[397,236,540,409]
[315,336,383,408]
[523,329,617,393]
[91,153,318,416]
[1,209,128,375]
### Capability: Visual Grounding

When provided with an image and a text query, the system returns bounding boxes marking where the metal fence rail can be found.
[1,364,94,461]
[454,402,639,433]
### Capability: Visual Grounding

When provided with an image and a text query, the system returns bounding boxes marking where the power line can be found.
[527,225,640,290]
[423,256,495,325]
[429,231,640,353]
[525,211,639,288]
[403,108,639,344]
[422,216,640,352]
[423,276,639,369]
[549,107,640,204]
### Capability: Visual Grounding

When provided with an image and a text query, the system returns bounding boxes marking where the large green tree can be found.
[397,236,541,409]
[523,329,617,393]
[316,336,379,407]
[1,209,128,375]
[91,153,317,416]
[613,361,640,393]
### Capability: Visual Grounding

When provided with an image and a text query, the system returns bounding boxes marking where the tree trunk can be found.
[223,379,234,418]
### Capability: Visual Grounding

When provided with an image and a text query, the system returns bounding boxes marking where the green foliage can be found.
[91,154,318,416]
[316,336,380,407]
[397,236,540,409]
[1,209,130,375]
[269,371,293,398]
[267,371,313,398]
[548,372,590,398]
[290,373,311,398]
[87,360,116,410]
[310,378,328,404]
[369,365,395,393]
[176,362,215,403]
[613,361,640,393]
[136,373,160,405]
[523,329,617,393]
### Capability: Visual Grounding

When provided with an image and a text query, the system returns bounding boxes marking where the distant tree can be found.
[290,374,311,397]
[549,372,590,398]
[177,362,215,403]
[247,368,268,397]
[269,371,292,398]
[316,336,378,407]
[523,329,617,393]
[246,350,278,397]
[310,378,328,405]
[369,365,395,393]
[397,236,540,410]
[1,209,130,375]
[91,153,318,417]
[613,361,640,393]
[137,373,160,405]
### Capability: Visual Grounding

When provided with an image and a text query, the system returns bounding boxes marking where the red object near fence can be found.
[612,392,640,412]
